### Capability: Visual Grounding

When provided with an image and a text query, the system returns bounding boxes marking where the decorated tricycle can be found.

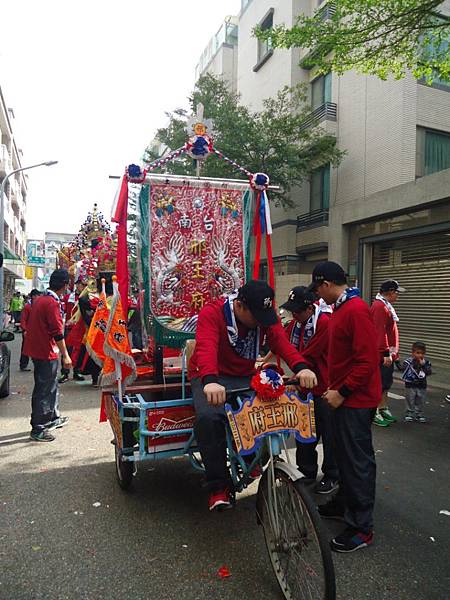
[97,107,336,599]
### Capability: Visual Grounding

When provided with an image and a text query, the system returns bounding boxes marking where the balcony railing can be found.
[301,102,337,130]
[297,209,329,231]
[0,144,12,174]
[318,2,336,21]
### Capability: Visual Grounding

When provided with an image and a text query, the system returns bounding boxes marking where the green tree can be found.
[142,74,344,206]
[255,0,450,82]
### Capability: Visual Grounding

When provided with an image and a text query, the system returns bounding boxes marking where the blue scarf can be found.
[334,287,360,310]
[223,293,260,360]
[289,305,321,349]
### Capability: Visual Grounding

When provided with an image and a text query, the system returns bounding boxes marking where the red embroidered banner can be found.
[149,183,246,330]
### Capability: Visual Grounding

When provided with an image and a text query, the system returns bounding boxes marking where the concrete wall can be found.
[417,84,450,132]
[237,0,306,110]
[201,44,238,92]
[333,72,417,208]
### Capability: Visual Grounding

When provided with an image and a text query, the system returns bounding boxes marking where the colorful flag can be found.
[102,277,136,388]
[86,288,109,366]
[112,175,129,314]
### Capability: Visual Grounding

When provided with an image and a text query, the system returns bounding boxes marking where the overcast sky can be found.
[0,0,241,239]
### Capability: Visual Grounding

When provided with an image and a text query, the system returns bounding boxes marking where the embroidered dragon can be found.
[153,234,184,306]
[211,237,242,292]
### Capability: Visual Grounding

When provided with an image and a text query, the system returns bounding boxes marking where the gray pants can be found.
[30,359,60,434]
[405,387,426,417]
[192,375,251,492]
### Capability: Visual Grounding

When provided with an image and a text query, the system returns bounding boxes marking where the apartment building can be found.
[0,85,27,301]
[195,16,239,92]
[196,0,450,366]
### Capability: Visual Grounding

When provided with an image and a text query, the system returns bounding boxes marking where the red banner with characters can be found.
[149,183,246,331]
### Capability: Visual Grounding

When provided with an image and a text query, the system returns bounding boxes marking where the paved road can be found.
[1,336,449,599]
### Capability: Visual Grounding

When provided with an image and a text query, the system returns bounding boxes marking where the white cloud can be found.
[0,0,241,238]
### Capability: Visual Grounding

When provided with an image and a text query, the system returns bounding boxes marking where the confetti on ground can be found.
[439,510,450,516]
[217,566,231,579]
[92,502,101,508]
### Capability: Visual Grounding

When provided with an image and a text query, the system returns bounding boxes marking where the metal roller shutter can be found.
[371,231,450,366]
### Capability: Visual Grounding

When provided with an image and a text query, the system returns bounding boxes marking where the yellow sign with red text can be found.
[225,391,316,455]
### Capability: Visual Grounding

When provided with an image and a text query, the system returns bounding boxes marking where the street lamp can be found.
[0,160,58,326]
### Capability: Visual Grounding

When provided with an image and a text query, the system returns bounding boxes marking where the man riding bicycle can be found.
[188,279,317,511]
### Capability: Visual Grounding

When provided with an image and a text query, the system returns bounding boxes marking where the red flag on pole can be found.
[112,175,129,314]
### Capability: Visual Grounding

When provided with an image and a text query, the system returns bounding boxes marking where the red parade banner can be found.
[149,183,246,331]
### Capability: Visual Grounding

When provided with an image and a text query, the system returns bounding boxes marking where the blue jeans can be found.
[30,359,60,434]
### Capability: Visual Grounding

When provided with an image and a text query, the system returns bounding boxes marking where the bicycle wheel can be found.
[257,463,336,600]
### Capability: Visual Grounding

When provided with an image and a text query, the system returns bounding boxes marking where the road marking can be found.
[388,392,405,400]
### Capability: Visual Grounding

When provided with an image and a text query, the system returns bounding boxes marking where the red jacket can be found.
[20,302,32,332]
[23,294,64,360]
[370,299,399,359]
[328,296,381,409]
[285,312,330,396]
[189,298,308,384]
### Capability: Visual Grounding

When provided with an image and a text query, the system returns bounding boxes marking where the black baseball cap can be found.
[307,261,347,292]
[280,286,316,312]
[237,280,278,326]
[380,280,406,293]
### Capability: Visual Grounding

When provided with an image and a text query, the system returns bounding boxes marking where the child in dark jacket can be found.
[401,341,432,423]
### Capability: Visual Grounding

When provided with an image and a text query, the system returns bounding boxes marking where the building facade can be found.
[0,85,28,303]
[195,16,239,91]
[197,0,450,366]
[39,232,76,289]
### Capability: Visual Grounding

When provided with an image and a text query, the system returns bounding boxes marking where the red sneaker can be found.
[208,488,233,511]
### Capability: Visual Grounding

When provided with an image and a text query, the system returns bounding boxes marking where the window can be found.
[254,8,274,70]
[416,127,450,177]
[311,73,332,110]
[310,164,330,212]
[419,23,450,91]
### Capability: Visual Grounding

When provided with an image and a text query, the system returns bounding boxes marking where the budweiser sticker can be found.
[146,405,196,451]
[153,416,196,432]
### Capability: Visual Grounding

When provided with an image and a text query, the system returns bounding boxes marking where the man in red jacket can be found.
[307,261,381,553]
[19,289,41,371]
[24,269,72,442]
[370,280,404,427]
[280,286,338,494]
[189,279,317,511]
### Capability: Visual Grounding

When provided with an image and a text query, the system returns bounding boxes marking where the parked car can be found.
[0,330,15,398]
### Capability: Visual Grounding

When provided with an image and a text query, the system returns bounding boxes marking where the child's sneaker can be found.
[404,415,414,422]
[380,407,396,423]
[415,415,427,423]
[373,412,390,427]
